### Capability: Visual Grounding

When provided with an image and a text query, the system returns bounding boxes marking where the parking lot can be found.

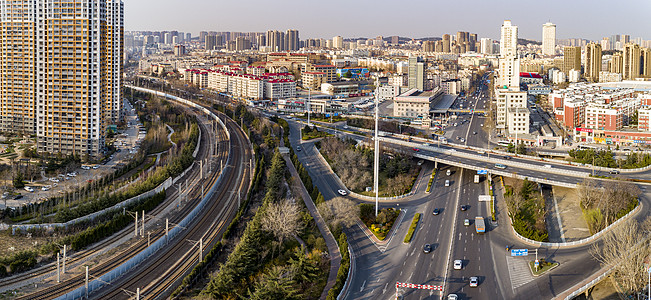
[1,101,144,210]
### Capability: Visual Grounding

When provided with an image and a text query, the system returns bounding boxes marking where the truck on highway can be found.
[475,216,486,234]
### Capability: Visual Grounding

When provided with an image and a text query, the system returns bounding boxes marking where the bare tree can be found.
[576,178,602,210]
[261,199,304,246]
[317,197,359,229]
[591,218,651,294]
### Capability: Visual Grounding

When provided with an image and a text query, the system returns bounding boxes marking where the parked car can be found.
[24,186,34,192]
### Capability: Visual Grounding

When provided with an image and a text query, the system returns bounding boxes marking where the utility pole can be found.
[134,211,138,237]
[374,77,380,217]
[166,218,169,244]
[62,245,66,274]
[56,253,60,283]
[85,266,89,299]
[141,210,145,237]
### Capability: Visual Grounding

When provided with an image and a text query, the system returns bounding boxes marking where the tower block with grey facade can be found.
[0,0,124,157]
[585,43,602,82]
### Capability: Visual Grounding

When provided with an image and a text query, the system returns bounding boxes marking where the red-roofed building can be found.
[519,72,544,85]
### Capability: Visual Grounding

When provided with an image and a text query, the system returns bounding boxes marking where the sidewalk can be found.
[283,154,341,300]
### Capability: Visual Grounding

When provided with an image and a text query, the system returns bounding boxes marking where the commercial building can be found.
[408,56,425,90]
[507,107,530,135]
[495,88,527,130]
[321,81,369,96]
[542,22,556,56]
[585,43,602,82]
[393,88,442,119]
[0,0,124,157]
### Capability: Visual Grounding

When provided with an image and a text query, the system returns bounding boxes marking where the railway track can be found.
[96,114,251,299]
[5,102,227,299]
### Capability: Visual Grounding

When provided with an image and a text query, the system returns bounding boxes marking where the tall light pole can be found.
[374,78,380,217]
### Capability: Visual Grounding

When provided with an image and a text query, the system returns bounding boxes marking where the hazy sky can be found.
[126,0,651,41]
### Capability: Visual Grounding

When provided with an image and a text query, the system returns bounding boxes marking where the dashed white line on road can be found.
[383,283,389,294]
[360,280,366,292]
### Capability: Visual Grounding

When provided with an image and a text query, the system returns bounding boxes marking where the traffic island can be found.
[403,213,421,243]
[528,259,559,276]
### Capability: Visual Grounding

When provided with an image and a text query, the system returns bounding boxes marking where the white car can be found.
[24,186,34,192]
[470,276,478,287]
[337,189,348,196]
[453,259,462,270]
[448,294,458,300]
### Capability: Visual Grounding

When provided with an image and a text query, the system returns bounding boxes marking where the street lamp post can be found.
[374,78,380,217]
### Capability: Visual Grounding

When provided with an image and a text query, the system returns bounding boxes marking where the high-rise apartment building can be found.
[422,41,435,52]
[610,53,623,74]
[623,43,641,80]
[442,34,451,53]
[0,0,124,156]
[266,30,285,51]
[542,22,556,56]
[408,56,425,91]
[562,46,581,74]
[480,38,494,54]
[500,20,518,57]
[585,43,602,82]
[333,36,343,49]
[642,48,651,78]
[285,29,299,51]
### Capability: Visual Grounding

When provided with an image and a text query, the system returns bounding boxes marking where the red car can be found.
[413,148,419,152]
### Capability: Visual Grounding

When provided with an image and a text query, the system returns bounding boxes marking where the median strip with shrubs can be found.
[425,169,436,193]
[403,213,421,243]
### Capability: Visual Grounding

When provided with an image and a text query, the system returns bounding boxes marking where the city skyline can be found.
[125,0,651,41]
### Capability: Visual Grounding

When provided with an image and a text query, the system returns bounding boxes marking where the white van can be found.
[446,169,452,176]
[445,180,450,187]
[544,164,552,169]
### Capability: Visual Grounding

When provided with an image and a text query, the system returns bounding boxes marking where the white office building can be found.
[542,22,556,56]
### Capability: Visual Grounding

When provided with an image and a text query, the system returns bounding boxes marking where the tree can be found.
[516,142,527,155]
[318,197,359,229]
[249,266,302,300]
[261,199,303,246]
[13,172,25,189]
[591,218,651,295]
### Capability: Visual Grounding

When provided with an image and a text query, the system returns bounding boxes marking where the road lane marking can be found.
[383,283,388,294]
[360,280,366,292]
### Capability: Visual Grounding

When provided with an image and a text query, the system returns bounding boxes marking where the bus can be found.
[497,141,511,147]
[578,144,598,150]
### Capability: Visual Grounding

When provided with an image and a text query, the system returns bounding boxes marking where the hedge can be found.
[326,233,350,300]
[403,213,421,243]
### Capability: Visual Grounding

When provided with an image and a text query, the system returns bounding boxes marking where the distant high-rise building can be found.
[442,34,451,53]
[205,35,217,50]
[390,36,399,45]
[585,43,602,82]
[186,33,192,41]
[500,20,518,57]
[434,41,443,52]
[542,22,556,56]
[286,29,300,51]
[562,46,581,74]
[174,44,186,56]
[235,37,252,51]
[257,35,266,48]
[642,48,651,78]
[623,43,641,80]
[480,38,494,54]
[0,0,124,156]
[266,30,285,51]
[422,41,435,52]
[333,36,343,49]
[408,56,425,90]
[164,32,172,44]
[469,33,478,51]
[600,37,610,51]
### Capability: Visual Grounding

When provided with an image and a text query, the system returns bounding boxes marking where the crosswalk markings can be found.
[505,255,534,290]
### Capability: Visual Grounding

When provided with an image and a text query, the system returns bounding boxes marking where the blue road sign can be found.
[326,114,330,117]
[511,249,529,257]
[335,113,339,116]
[477,170,488,175]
